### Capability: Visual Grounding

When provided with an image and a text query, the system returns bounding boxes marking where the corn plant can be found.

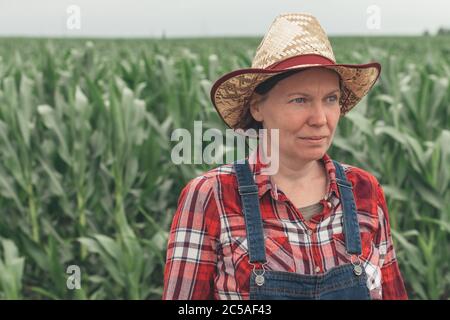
[0,36,448,299]
[0,239,25,299]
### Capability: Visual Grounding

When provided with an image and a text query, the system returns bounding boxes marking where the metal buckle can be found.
[249,262,268,286]
[350,254,363,276]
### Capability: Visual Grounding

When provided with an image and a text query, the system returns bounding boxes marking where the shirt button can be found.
[307,229,313,236]
[314,266,321,273]
[326,201,332,208]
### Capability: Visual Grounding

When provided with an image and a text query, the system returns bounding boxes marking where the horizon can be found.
[1,0,449,38]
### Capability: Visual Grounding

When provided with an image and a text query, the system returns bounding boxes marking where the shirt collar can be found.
[246,144,341,203]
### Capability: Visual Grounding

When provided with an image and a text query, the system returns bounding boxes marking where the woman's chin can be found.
[279,146,324,162]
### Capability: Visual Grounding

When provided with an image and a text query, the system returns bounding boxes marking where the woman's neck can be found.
[272,157,325,189]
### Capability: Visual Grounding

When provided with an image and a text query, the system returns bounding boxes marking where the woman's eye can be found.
[327,95,338,103]
[290,97,307,104]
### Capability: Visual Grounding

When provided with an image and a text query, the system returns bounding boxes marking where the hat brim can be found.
[210,61,381,130]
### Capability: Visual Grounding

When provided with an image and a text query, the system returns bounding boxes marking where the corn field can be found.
[0,36,449,299]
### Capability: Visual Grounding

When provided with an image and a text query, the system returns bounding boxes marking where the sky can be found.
[0,0,449,38]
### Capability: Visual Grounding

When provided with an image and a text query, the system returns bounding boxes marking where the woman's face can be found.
[250,67,342,165]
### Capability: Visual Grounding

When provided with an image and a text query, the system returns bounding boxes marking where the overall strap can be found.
[332,160,362,255]
[233,159,267,264]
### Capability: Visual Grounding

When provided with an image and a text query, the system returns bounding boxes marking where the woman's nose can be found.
[307,103,328,126]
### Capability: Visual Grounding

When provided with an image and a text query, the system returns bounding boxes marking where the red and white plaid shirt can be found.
[163,146,408,300]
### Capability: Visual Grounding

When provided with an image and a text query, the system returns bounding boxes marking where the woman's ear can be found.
[249,95,264,122]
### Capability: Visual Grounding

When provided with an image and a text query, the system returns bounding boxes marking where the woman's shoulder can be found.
[180,163,237,195]
[338,161,382,188]
[338,162,388,217]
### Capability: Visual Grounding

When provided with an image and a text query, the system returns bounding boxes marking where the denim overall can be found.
[233,158,371,300]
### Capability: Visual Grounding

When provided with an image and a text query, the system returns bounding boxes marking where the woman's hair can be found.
[254,69,304,96]
[237,68,343,131]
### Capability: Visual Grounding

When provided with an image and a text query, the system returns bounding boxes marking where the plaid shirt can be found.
[163,147,408,300]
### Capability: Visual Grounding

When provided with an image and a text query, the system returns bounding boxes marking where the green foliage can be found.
[0,36,448,299]
[0,239,25,299]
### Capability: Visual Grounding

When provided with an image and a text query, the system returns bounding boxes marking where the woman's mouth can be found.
[300,136,327,140]
[299,136,327,144]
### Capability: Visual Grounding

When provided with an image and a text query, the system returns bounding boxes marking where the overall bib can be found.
[233,159,371,300]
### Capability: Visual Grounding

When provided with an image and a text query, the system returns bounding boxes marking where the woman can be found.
[163,13,408,300]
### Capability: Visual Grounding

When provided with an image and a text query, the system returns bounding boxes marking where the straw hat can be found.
[210,13,381,131]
